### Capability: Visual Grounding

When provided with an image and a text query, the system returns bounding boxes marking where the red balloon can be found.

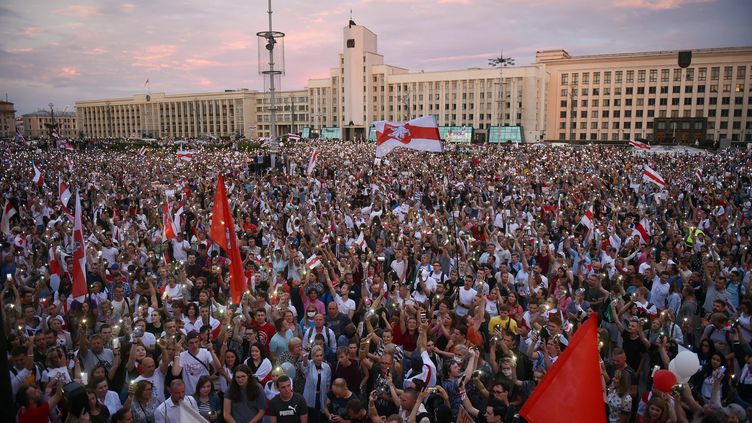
[653,369,677,393]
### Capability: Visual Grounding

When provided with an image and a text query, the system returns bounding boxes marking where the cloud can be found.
[61,66,80,77]
[7,48,33,53]
[131,45,177,69]
[438,0,473,4]
[54,4,103,17]
[198,78,214,87]
[612,0,714,9]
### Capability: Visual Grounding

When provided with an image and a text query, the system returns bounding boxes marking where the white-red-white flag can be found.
[287,133,301,141]
[162,197,178,241]
[72,190,88,301]
[695,168,703,181]
[580,206,594,231]
[632,218,651,244]
[642,165,666,187]
[138,146,147,156]
[629,139,651,151]
[1,199,17,236]
[306,254,321,269]
[173,202,184,234]
[51,130,60,139]
[32,163,44,186]
[307,150,317,176]
[355,230,367,251]
[374,116,443,158]
[59,176,73,221]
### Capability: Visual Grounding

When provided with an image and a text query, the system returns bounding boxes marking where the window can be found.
[615,87,622,95]
[572,73,579,84]
[696,98,705,105]
[638,70,646,82]
[347,39,355,48]
[625,110,632,117]
[561,88,568,96]
[561,73,569,85]
[560,111,567,118]
[674,69,682,82]
[626,87,634,95]
[604,87,611,95]
[603,99,610,107]
[736,84,744,93]
[672,86,681,94]
[583,72,589,84]
[626,98,633,106]
[649,69,657,83]
[616,71,623,83]
[684,98,692,105]
[711,67,720,80]
[602,110,609,117]
[723,84,731,92]
[698,67,707,81]
[627,70,634,83]
[592,88,600,96]
[738,66,746,79]
[660,98,667,106]
[710,84,718,93]
[672,98,680,106]
[722,97,730,105]
[604,72,611,84]
[685,86,693,93]
[581,99,588,107]
[686,68,694,81]
[736,97,744,105]
[594,72,600,84]
[614,99,621,106]
[637,87,645,95]
[724,66,733,80]
[698,85,705,93]
[649,86,656,94]
[661,69,669,82]
[561,100,568,107]
[710,97,717,105]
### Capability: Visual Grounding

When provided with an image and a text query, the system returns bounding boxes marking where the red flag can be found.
[71,190,88,301]
[210,175,246,304]
[519,316,605,423]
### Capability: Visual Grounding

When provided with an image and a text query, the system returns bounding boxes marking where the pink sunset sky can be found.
[1,0,750,114]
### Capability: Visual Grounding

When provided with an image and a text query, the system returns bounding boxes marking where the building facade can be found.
[538,47,752,143]
[74,23,751,144]
[21,110,77,139]
[0,101,15,139]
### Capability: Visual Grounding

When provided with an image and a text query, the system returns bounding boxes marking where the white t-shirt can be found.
[456,287,477,317]
[171,239,190,262]
[179,348,213,395]
[334,294,356,316]
[135,369,166,402]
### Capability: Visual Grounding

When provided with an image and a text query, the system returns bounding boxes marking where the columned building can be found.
[75,22,751,144]
[21,110,77,138]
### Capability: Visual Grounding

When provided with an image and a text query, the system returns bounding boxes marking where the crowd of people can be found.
[1,139,752,423]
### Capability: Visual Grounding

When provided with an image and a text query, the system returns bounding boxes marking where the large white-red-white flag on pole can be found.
[374,116,443,158]
[72,190,88,302]
[307,150,317,176]
[580,205,595,244]
[629,139,652,151]
[642,165,666,187]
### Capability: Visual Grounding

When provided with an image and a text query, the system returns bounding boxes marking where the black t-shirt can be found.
[268,393,309,422]
[621,330,647,372]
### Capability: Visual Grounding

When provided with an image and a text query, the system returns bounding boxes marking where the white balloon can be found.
[673,350,700,383]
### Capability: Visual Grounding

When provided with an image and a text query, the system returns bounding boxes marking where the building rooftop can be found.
[536,46,752,63]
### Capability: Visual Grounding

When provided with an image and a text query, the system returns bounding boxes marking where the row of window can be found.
[561,108,751,119]
[562,96,751,108]
[561,66,749,85]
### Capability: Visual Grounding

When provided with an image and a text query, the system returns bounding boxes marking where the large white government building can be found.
[75,23,752,144]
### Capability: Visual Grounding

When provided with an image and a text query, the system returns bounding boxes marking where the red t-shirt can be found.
[251,320,276,349]
[393,325,418,353]
[18,402,50,423]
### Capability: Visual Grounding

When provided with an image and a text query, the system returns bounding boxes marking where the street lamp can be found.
[489,52,515,128]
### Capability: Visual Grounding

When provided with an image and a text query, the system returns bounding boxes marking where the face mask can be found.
[501,369,512,377]
[307,311,316,318]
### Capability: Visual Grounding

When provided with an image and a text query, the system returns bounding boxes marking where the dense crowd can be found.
[2,139,752,423]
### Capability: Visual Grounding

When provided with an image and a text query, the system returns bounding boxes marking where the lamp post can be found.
[489,52,515,129]
[48,103,55,138]
[402,88,411,121]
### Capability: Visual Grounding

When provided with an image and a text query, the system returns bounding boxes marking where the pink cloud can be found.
[55,4,102,17]
[612,0,714,9]
[183,58,220,69]
[198,78,214,87]
[61,67,80,77]
[88,48,107,55]
[131,45,177,69]
[438,0,473,4]
[8,48,33,53]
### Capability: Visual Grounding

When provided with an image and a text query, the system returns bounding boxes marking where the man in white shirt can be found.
[390,249,408,284]
[178,332,221,395]
[171,233,191,263]
[134,357,168,402]
[155,379,199,423]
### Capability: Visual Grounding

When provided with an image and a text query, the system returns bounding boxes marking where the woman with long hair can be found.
[192,376,222,422]
[223,364,267,423]
[690,351,730,403]
[86,388,111,423]
[183,303,201,334]
[217,347,239,394]
[606,370,632,423]
[244,342,273,386]
[126,380,159,423]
